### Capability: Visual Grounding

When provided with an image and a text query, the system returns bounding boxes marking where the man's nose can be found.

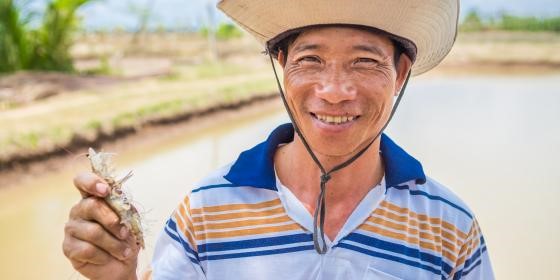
[314,70,357,104]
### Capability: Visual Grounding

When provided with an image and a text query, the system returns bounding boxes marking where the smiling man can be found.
[63,1,495,279]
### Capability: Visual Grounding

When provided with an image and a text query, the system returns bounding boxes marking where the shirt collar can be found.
[224,123,426,190]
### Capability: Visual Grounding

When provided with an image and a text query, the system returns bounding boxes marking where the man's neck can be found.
[274,135,384,212]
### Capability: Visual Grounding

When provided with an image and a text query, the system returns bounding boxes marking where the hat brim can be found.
[218,0,459,76]
[265,24,419,66]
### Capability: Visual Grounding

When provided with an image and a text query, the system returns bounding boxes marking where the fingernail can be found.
[120,227,128,239]
[96,183,108,195]
[123,247,131,258]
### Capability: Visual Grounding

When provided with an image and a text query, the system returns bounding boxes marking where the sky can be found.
[27,0,560,31]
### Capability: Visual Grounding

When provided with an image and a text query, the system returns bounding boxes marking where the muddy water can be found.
[1,73,559,279]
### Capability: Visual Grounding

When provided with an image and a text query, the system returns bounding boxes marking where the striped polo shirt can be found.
[151,124,494,280]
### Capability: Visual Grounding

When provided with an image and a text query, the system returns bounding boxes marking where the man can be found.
[63,0,494,279]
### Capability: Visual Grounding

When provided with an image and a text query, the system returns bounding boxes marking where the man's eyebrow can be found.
[352,44,387,57]
[292,43,322,53]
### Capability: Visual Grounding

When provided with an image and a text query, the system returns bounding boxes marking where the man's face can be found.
[279,26,410,157]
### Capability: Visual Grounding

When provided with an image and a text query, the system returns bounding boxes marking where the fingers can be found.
[62,233,139,280]
[69,197,128,241]
[65,219,134,262]
[66,171,140,280]
[73,172,109,198]
[63,231,114,265]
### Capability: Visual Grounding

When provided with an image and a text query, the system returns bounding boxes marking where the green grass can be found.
[10,131,40,149]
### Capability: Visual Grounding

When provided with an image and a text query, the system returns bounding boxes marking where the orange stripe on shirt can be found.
[380,200,468,242]
[183,195,191,212]
[173,212,196,248]
[174,197,197,249]
[360,222,457,263]
[190,198,282,215]
[194,215,292,231]
[453,220,482,271]
[364,215,458,257]
[452,224,475,274]
[196,223,303,240]
[178,203,196,235]
[358,223,443,254]
[192,206,286,223]
[369,209,461,256]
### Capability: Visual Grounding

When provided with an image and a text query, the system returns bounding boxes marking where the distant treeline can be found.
[199,23,243,40]
[461,10,560,32]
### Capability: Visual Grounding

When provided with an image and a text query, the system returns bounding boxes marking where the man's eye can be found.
[297,56,321,63]
[355,58,378,64]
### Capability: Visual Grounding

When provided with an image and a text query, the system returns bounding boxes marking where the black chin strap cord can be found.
[268,52,411,254]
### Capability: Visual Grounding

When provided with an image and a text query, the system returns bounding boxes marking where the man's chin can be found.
[308,140,363,159]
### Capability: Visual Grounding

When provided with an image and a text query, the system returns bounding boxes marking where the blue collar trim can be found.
[224,123,426,190]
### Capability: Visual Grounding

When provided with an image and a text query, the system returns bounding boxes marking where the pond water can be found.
[1,73,558,279]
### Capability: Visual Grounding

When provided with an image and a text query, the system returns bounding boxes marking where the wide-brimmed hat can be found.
[217,0,460,76]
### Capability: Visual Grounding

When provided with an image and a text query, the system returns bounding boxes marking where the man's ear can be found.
[277,50,286,68]
[395,54,412,96]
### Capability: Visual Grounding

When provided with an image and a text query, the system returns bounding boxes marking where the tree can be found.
[0,0,94,73]
[461,10,484,32]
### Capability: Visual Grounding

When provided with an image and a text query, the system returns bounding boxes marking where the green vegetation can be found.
[0,0,93,73]
[200,23,243,40]
[460,10,485,32]
[460,10,560,32]
[0,0,29,72]
[499,15,560,32]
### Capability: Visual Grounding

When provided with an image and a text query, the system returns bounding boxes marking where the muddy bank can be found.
[0,93,280,186]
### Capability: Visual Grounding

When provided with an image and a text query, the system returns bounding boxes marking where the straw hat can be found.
[217,0,460,76]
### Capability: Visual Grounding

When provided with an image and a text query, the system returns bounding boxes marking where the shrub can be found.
[0,0,94,73]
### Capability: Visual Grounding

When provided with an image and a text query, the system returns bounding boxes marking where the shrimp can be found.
[87,148,145,249]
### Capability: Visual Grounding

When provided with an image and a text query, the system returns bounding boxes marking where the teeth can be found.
[315,114,357,125]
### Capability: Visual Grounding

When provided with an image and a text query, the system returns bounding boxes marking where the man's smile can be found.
[310,113,360,125]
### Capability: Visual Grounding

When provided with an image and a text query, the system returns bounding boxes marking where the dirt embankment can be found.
[0,92,277,170]
[0,94,281,188]
[438,31,560,72]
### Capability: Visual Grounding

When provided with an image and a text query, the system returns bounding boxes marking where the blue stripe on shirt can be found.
[341,233,453,275]
[191,183,237,193]
[463,245,487,273]
[165,219,200,264]
[388,185,473,219]
[198,233,313,254]
[337,242,442,276]
[461,259,483,277]
[452,245,487,280]
[200,244,315,261]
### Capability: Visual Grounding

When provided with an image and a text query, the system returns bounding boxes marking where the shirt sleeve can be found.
[151,195,206,280]
[450,218,495,280]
